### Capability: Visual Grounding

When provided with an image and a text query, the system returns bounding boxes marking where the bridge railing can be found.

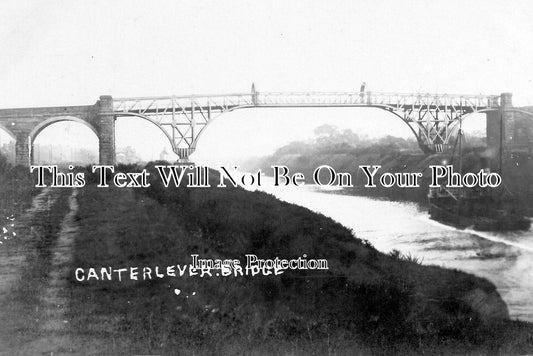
[112,91,500,117]
[113,94,255,115]
[256,91,500,110]
[256,92,366,106]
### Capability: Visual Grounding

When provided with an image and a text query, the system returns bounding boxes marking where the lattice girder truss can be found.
[112,91,500,159]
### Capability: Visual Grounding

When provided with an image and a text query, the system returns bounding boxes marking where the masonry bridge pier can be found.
[0,88,531,166]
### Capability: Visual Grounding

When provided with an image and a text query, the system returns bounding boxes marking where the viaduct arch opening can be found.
[189,106,418,164]
[0,125,16,165]
[31,117,99,165]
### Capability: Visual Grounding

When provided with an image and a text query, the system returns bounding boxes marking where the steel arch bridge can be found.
[111,87,500,159]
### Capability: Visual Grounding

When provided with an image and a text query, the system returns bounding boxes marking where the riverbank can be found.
[65,166,533,353]
[2,166,533,354]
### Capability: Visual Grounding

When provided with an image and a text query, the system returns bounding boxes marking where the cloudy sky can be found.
[1,0,532,163]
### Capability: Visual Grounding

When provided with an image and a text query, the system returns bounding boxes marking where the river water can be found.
[242,178,533,322]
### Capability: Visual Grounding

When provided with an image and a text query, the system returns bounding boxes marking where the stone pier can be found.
[97,96,116,165]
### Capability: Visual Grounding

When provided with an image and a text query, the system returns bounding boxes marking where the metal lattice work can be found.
[112,88,500,159]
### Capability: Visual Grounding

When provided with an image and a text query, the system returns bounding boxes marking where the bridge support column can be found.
[98,95,115,165]
[486,92,512,153]
[176,147,194,162]
[14,131,31,166]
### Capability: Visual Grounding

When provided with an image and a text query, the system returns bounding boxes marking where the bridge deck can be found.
[112,91,500,117]
[0,90,505,163]
[0,105,95,119]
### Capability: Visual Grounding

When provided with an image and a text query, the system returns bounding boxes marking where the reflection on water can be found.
[246,178,533,322]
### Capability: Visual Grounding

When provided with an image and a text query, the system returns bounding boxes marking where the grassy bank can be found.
[1,162,533,354]
[61,165,533,354]
[0,165,40,218]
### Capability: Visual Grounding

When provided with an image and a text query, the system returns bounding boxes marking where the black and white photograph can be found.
[1,1,533,355]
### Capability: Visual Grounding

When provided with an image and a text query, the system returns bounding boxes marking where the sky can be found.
[0,0,532,164]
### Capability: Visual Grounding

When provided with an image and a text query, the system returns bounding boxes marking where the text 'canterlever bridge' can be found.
[0,85,528,166]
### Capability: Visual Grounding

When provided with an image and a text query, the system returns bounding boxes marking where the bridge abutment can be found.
[486,92,512,154]
[98,95,116,165]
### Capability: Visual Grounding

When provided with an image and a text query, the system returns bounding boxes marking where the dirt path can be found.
[0,188,57,299]
[19,189,79,355]
[0,188,81,355]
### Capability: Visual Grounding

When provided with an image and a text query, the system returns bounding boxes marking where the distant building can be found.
[116,146,141,164]
[159,147,169,161]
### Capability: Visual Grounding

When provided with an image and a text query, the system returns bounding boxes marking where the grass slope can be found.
[61,165,533,354]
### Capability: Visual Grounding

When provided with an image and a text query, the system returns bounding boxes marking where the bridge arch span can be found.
[189,105,422,156]
[29,116,99,144]
[114,112,176,152]
[374,106,420,142]
[29,116,99,165]
[0,123,16,164]
[448,108,533,149]
[447,108,533,136]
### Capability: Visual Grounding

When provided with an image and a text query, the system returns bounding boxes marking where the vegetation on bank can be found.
[1,154,532,354]
[0,155,39,218]
[63,164,532,354]
[245,125,533,213]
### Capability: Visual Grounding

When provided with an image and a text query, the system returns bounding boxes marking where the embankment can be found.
[62,165,533,354]
[1,163,532,354]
